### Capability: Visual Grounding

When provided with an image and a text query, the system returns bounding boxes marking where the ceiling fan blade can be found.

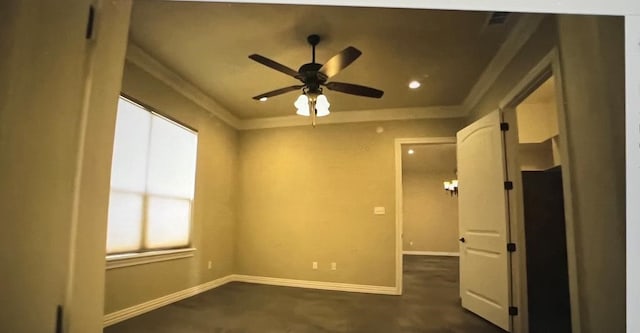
[252,85,305,100]
[249,54,301,79]
[324,81,384,98]
[319,47,362,79]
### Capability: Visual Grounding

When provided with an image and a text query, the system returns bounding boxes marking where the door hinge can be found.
[56,305,63,333]
[504,181,513,190]
[509,306,519,316]
[507,243,516,252]
[86,5,95,39]
[500,122,510,131]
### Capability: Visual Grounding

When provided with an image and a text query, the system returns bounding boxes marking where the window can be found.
[106,96,198,255]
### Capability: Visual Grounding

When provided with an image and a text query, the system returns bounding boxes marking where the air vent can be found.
[488,12,510,25]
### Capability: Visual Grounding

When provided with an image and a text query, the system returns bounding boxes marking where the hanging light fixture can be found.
[250,34,383,128]
[443,179,458,196]
[294,89,330,126]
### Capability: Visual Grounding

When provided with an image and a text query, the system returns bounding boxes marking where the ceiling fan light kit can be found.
[295,92,330,117]
[249,34,384,126]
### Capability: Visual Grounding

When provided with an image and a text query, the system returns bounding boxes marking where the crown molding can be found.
[462,14,546,115]
[239,106,465,130]
[125,43,242,128]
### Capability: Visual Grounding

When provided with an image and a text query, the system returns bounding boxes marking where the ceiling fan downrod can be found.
[307,34,320,64]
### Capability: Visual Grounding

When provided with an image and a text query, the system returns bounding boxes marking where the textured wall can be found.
[556,14,625,333]
[518,141,555,171]
[516,102,559,144]
[236,119,462,287]
[402,170,459,253]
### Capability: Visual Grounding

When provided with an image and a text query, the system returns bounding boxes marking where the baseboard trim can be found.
[232,274,399,295]
[103,274,234,327]
[403,251,460,256]
[104,274,399,327]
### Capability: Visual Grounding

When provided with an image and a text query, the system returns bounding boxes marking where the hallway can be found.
[105,256,503,332]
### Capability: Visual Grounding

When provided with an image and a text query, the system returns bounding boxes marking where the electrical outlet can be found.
[331,262,337,270]
[312,261,318,270]
[207,261,212,269]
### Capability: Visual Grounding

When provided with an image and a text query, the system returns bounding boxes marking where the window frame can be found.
[106,95,198,265]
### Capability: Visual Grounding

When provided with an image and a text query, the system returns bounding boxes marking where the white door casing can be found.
[457,110,512,331]
[394,137,458,295]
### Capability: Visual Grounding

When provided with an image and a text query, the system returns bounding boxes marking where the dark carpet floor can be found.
[104,255,504,333]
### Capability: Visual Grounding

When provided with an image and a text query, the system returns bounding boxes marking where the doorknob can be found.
[459,237,466,243]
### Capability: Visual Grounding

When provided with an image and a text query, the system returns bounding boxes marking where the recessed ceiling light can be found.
[408,149,415,155]
[259,97,268,102]
[408,81,421,89]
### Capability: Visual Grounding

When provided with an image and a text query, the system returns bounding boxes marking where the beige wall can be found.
[516,77,560,171]
[466,14,625,333]
[556,15,625,333]
[519,140,556,171]
[236,119,462,287]
[516,102,559,143]
[402,170,459,253]
[0,1,131,332]
[104,61,239,313]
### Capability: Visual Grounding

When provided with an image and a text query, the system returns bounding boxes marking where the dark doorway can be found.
[522,167,572,332]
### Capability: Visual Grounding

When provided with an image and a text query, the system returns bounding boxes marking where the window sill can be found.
[106,248,196,270]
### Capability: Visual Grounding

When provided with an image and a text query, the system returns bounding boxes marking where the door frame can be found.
[394,137,457,295]
[498,47,580,333]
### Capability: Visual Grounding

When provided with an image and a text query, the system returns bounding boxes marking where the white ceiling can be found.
[128,1,522,120]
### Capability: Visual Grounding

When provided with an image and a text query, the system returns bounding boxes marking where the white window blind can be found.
[106,97,197,254]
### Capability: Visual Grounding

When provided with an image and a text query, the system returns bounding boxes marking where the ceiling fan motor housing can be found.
[298,62,325,93]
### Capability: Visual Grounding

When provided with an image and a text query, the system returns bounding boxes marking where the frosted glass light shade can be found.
[315,94,330,117]
[294,93,330,117]
[294,94,310,116]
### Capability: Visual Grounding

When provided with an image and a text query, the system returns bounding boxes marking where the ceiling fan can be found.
[249,34,384,102]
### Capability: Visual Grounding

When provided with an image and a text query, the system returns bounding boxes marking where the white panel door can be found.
[457,110,512,331]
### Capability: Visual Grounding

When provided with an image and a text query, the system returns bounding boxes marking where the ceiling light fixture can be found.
[250,34,383,128]
[259,97,268,102]
[294,89,330,127]
[408,149,415,155]
[443,179,458,196]
[409,80,421,89]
